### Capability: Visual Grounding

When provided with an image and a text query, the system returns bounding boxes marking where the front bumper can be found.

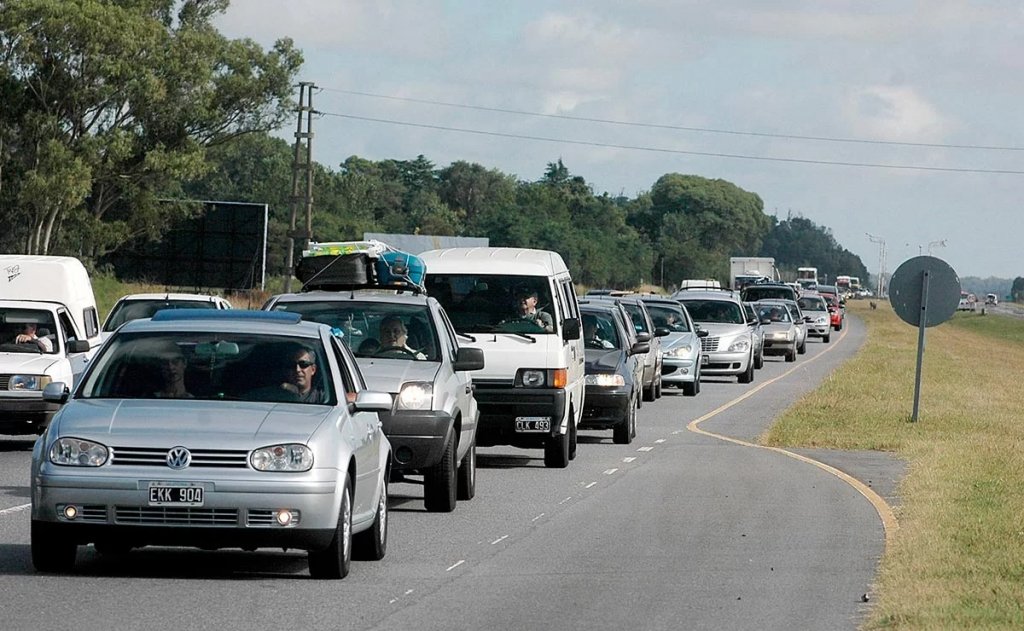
[807,323,830,337]
[700,350,750,375]
[661,356,698,384]
[473,384,567,448]
[763,339,796,355]
[581,388,630,429]
[32,468,346,551]
[0,397,60,434]
[378,409,454,472]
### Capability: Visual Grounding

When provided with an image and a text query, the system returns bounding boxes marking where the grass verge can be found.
[762,300,1024,629]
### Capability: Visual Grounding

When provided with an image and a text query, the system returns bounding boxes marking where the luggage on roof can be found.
[296,240,426,292]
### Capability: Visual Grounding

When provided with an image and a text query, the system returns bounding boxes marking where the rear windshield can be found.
[79,332,336,405]
[426,274,557,335]
[643,303,691,332]
[104,300,218,331]
[681,300,745,325]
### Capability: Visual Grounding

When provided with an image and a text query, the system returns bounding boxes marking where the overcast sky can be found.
[217,1,1024,280]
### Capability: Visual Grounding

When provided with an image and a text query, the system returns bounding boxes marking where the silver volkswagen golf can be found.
[30,309,393,579]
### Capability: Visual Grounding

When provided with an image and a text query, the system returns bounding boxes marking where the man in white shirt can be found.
[14,322,53,352]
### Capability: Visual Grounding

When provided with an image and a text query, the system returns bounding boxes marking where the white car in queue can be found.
[673,289,756,384]
[31,309,393,579]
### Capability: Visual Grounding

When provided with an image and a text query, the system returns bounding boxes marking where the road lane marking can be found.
[585,482,597,489]
[637,446,653,452]
[531,513,545,522]
[405,590,414,595]
[603,468,618,475]
[446,561,465,572]
[622,457,636,463]
[655,439,666,444]
[686,323,899,550]
[0,503,30,516]
[490,535,508,545]
[558,496,572,505]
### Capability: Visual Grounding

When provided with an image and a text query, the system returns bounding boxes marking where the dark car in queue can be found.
[30,310,393,579]
[584,295,665,402]
[579,303,647,444]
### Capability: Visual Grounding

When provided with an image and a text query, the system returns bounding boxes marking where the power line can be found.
[317,110,1024,175]
[321,87,1024,153]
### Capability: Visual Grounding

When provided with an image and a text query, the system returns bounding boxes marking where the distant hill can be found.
[960,277,1012,299]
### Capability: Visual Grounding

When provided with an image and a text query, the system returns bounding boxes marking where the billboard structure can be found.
[105,200,268,291]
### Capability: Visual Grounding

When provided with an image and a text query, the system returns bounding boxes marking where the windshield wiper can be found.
[457,332,477,342]
[501,332,536,342]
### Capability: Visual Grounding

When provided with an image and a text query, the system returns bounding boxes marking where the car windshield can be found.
[79,332,336,405]
[270,300,439,361]
[104,299,218,331]
[683,300,745,324]
[798,297,828,312]
[426,274,557,335]
[645,303,691,332]
[0,308,59,354]
[581,310,622,349]
[758,304,792,323]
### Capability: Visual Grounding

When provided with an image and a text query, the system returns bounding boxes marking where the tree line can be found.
[1,0,869,290]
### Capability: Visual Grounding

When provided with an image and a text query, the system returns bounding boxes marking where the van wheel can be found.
[425,435,457,512]
[544,430,570,468]
[568,417,578,461]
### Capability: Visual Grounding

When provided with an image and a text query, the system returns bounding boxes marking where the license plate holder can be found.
[514,416,551,432]
[701,355,709,365]
[148,482,205,507]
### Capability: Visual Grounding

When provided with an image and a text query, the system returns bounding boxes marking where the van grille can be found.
[0,376,10,389]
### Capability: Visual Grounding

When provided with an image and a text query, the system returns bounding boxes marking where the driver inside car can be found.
[376,315,426,359]
[507,287,554,332]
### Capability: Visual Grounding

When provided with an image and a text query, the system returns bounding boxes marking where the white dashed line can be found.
[389,598,398,604]
[655,439,666,444]
[531,513,545,522]
[558,496,572,505]
[446,560,465,572]
[491,535,509,545]
[405,589,415,595]
[637,446,654,452]
[585,482,597,489]
[603,468,618,475]
[0,504,30,516]
[672,430,684,435]
[622,457,637,463]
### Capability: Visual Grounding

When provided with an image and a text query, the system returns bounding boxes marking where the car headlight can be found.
[251,444,314,472]
[816,316,828,324]
[9,374,52,391]
[585,373,626,387]
[727,338,750,352]
[49,437,109,467]
[395,382,433,411]
[666,345,692,357]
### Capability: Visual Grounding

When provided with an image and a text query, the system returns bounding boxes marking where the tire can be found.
[654,376,662,399]
[785,347,797,362]
[682,380,698,396]
[754,349,764,369]
[612,397,635,444]
[642,379,655,402]
[353,477,388,561]
[823,333,831,343]
[544,427,570,468]
[568,416,578,461]
[737,357,754,383]
[308,482,352,579]
[798,339,807,355]
[425,434,457,512]
[456,439,476,501]
[31,521,76,573]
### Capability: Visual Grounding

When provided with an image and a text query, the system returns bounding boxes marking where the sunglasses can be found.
[289,359,315,369]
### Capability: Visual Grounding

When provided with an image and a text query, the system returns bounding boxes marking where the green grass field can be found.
[763,301,1024,629]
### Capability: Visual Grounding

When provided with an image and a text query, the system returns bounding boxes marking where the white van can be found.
[420,247,584,468]
[0,255,102,434]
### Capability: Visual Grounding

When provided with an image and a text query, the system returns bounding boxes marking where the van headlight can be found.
[9,375,52,391]
[395,382,433,411]
[50,438,109,467]
[251,444,314,472]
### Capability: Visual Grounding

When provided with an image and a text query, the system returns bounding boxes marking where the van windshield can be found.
[426,274,557,335]
[0,308,58,354]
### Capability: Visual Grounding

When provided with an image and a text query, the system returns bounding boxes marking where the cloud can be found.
[841,85,953,143]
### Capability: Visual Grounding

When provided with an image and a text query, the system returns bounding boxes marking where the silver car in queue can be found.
[797,293,832,343]
[638,296,706,396]
[31,309,393,580]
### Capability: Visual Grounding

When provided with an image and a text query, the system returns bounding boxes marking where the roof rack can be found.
[296,240,427,295]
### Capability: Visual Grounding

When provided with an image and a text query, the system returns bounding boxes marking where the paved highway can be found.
[0,313,904,630]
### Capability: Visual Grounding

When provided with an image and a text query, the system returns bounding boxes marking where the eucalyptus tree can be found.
[0,0,301,258]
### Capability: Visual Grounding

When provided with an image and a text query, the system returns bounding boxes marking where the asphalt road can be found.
[0,313,904,631]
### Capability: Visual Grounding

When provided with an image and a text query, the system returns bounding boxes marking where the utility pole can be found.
[284,82,316,293]
[866,232,886,297]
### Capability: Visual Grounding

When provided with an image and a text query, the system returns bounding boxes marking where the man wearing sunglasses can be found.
[279,343,324,403]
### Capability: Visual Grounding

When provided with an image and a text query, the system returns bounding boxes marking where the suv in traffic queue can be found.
[673,289,755,384]
[264,290,484,513]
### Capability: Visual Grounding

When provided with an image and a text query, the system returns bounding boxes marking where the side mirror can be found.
[630,341,650,356]
[562,317,581,341]
[654,327,670,337]
[696,329,710,338]
[352,390,392,413]
[454,347,485,372]
[68,340,91,353]
[43,382,70,404]
[760,317,771,325]
[635,331,651,343]
[803,316,813,323]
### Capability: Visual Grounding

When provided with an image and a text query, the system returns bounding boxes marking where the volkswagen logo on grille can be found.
[166,447,192,470]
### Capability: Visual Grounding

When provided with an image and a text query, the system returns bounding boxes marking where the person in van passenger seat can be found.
[509,287,554,332]
[14,322,53,352]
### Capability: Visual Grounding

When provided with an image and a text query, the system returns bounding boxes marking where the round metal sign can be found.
[888,256,961,327]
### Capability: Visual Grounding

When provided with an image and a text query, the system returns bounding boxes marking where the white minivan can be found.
[420,247,585,468]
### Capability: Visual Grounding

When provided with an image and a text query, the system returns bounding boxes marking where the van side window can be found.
[58,311,79,343]
[83,307,99,338]
[560,280,579,321]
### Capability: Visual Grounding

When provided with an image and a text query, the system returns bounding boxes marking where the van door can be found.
[57,309,92,383]
[558,277,585,426]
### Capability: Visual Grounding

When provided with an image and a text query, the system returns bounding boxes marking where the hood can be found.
[761,321,796,334]
[694,322,748,338]
[660,332,697,351]
[460,334,568,380]
[52,399,332,444]
[356,358,440,394]
[584,348,625,372]
[0,352,61,373]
